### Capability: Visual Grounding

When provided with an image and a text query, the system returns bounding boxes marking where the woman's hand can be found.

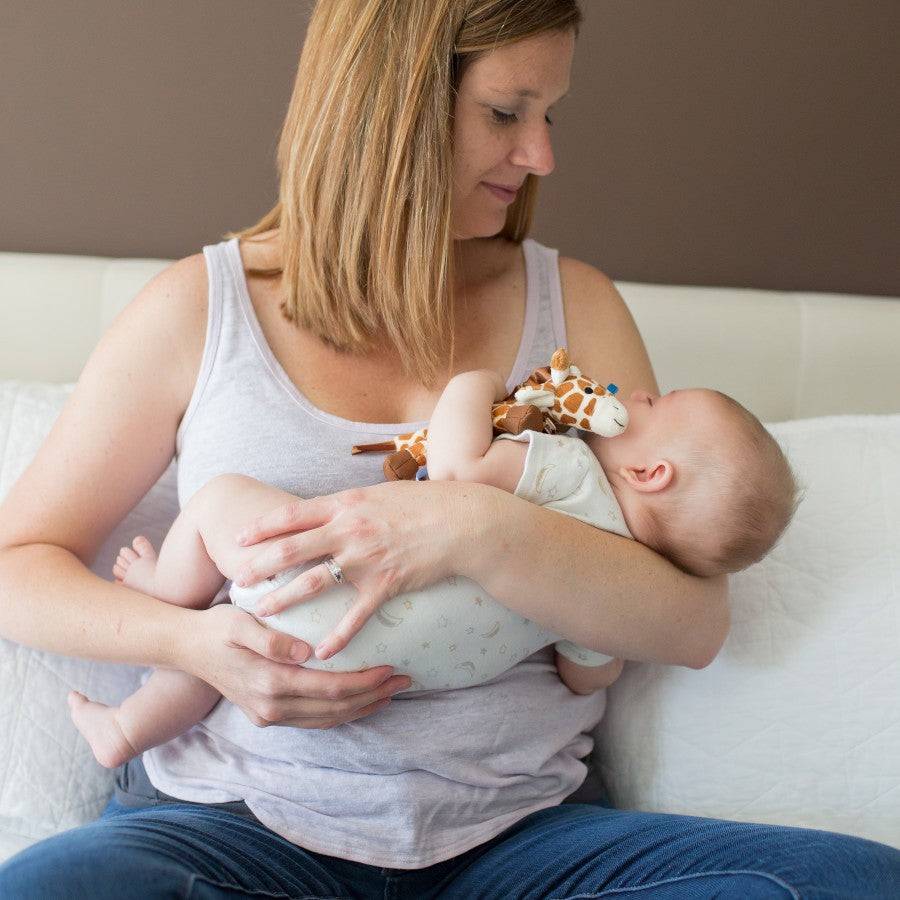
[233,480,488,661]
[184,604,412,728]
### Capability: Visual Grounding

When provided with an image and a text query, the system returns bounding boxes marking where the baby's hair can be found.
[643,393,800,578]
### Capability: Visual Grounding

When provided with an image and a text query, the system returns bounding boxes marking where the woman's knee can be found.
[0,819,195,900]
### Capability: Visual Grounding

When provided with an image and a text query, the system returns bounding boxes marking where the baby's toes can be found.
[131,535,157,562]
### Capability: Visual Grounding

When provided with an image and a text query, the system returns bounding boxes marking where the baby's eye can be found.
[491,108,516,125]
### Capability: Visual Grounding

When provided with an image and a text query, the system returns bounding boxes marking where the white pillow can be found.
[0,381,178,861]
[595,414,900,849]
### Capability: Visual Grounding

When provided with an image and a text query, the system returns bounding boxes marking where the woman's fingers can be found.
[253,563,400,661]
[226,605,311,663]
[236,494,334,549]
[201,605,411,729]
[278,696,398,730]
[234,524,336,589]
[243,667,411,728]
[254,560,339,617]
[314,586,393,660]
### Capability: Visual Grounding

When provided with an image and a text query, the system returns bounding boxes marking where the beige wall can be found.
[2,1,898,295]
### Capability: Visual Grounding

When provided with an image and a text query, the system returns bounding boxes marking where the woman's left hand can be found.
[233,479,493,660]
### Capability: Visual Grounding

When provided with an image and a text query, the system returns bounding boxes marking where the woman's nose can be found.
[511,123,555,176]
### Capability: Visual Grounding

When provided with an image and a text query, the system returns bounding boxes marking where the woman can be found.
[0,1,896,896]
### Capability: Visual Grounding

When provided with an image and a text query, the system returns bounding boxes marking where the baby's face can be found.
[595,388,728,474]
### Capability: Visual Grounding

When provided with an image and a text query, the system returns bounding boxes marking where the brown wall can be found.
[2,1,898,295]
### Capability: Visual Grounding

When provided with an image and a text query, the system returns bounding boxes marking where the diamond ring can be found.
[323,556,345,585]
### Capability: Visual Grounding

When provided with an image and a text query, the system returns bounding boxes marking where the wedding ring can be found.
[323,555,345,585]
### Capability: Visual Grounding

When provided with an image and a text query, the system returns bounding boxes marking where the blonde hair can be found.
[238,0,581,382]
[643,394,800,578]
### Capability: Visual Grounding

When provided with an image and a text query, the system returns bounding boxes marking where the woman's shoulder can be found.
[125,251,209,331]
[558,254,619,303]
[556,253,656,394]
[88,250,210,403]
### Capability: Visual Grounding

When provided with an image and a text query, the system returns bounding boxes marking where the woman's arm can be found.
[235,259,729,668]
[0,256,409,728]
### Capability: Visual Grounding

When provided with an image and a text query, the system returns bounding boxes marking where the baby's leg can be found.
[167,473,307,587]
[111,474,302,607]
[69,672,220,769]
[71,475,297,766]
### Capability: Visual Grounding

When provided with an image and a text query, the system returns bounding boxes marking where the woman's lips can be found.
[482,182,519,203]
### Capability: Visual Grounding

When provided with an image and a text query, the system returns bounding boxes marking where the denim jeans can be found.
[1,799,897,899]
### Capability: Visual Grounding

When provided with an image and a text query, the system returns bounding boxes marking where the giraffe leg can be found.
[502,403,546,435]
[384,449,420,481]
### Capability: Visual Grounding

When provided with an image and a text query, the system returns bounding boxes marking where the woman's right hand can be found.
[184,604,412,729]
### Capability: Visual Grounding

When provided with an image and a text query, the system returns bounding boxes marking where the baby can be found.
[70,368,797,768]
[425,370,799,692]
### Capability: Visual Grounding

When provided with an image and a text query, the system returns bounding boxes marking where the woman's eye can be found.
[491,108,516,125]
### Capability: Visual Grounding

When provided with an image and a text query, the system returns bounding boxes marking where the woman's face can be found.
[451,28,576,240]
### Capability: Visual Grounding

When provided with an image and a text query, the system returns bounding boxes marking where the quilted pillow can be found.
[0,381,177,861]
[595,414,900,849]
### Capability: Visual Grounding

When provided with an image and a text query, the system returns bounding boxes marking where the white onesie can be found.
[230,431,632,690]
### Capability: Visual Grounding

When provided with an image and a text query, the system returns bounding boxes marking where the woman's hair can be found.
[238,0,581,382]
[642,394,800,578]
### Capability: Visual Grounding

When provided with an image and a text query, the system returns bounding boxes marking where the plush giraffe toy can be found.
[353,348,629,481]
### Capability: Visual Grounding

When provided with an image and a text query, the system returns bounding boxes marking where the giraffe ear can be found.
[620,460,674,494]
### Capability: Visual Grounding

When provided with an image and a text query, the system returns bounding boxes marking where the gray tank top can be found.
[141,237,607,869]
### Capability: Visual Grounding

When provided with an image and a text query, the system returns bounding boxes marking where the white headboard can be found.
[2,251,899,422]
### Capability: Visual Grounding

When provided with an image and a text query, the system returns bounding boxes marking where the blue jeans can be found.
[1,799,897,898]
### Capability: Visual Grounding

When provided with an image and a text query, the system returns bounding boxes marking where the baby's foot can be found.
[68,691,139,769]
[112,536,158,594]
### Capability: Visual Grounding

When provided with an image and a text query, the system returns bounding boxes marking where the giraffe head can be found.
[516,348,629,437]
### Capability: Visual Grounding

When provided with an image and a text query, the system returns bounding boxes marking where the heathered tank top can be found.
[141,237,607,869]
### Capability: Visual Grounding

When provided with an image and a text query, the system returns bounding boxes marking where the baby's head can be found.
[595,388,799,577]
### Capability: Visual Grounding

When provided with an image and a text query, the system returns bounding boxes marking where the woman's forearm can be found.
[0,541,409,728]
[0,543,189,668]
[231,477,728,668]
[453,483,730,669]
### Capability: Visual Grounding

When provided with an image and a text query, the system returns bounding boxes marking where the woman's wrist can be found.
[437,479,512,580]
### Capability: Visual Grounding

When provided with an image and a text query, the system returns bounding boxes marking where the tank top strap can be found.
[515,239,568,384]
[176,238,246,453]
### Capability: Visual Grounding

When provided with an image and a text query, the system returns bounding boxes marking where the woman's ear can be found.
[619,459,674,494]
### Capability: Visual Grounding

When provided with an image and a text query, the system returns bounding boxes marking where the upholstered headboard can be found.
[2,251,898,422]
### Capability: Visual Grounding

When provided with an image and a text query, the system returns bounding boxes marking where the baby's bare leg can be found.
[166,473,306,587]
[73,514,223,767]
[69,673,220,769]
[71,474,298,767]
[110,474,301,607]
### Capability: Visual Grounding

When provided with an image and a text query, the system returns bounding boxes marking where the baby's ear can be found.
[620,460,674,494]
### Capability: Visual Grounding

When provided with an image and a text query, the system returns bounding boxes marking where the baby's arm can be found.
[555,652,624,695]
[426,370,524,493]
